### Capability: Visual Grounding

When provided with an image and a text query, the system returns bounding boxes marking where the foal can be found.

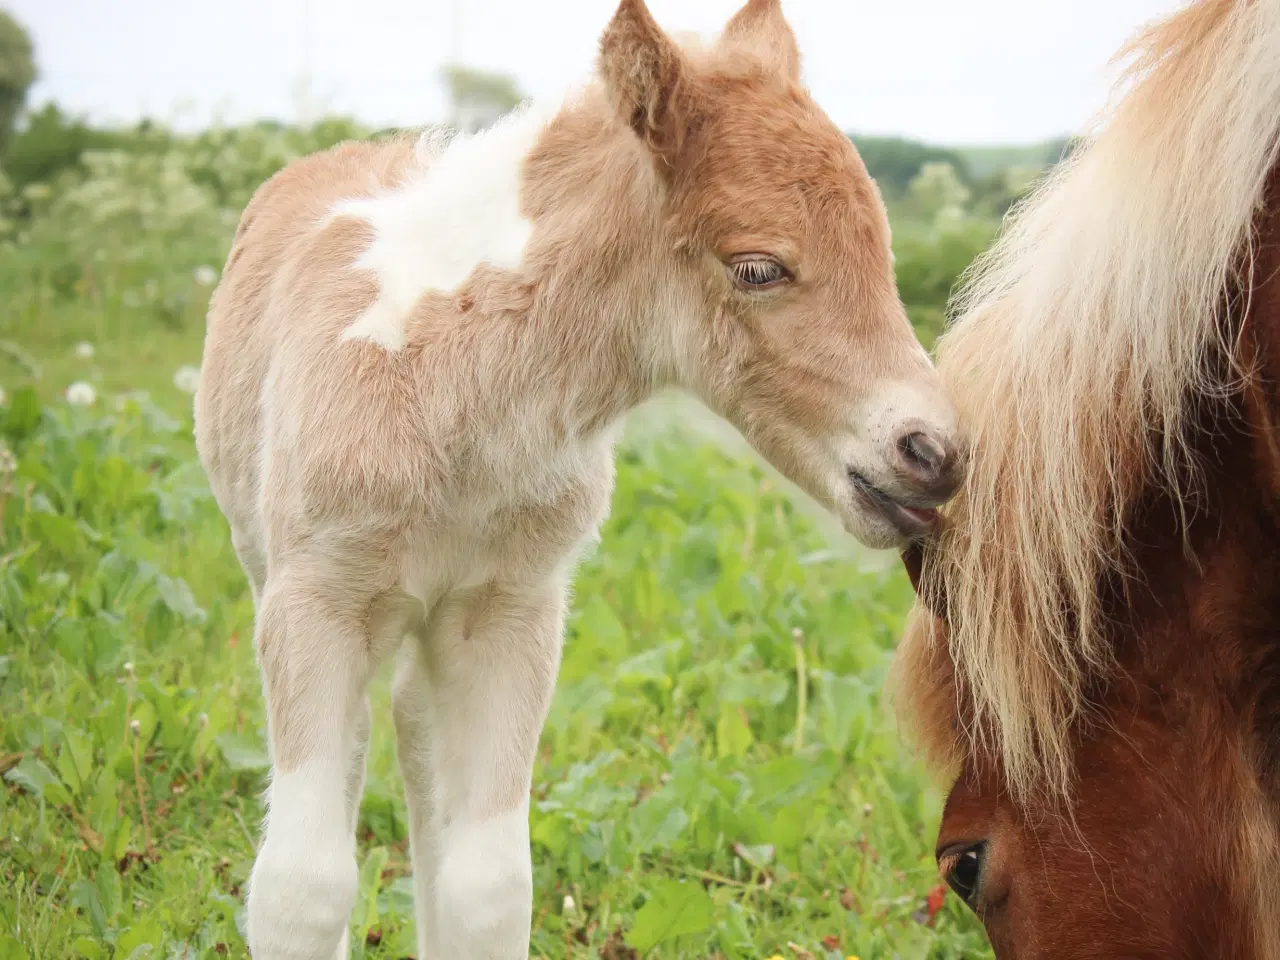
[195,0,960,956]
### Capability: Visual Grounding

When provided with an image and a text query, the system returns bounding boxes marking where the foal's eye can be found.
[939,842,984,905]
[728,254,792,291]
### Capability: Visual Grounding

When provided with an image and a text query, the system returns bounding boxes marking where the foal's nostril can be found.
[899,431,946,474]
[892,429,960,500]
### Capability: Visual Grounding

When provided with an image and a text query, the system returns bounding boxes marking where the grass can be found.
[0,225,991,960]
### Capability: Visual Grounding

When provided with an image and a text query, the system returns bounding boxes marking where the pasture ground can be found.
[0,184,990,960]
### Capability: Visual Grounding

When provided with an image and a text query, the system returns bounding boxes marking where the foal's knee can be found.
[247,772,359,960]
[435,810,533,958]
[247,836,357,960]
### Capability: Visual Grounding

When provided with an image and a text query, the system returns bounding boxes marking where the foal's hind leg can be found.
[245,573,375,960]
[392,580,565,960]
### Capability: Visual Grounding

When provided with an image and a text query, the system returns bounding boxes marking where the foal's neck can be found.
[441,91,685,443]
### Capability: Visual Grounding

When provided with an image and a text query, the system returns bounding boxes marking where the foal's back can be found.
[196,135,447,561]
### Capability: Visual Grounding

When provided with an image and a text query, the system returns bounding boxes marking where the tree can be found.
[908,161,971,220]
[849,136,972,199]
[441,65,523,134]
[0,10,35,155]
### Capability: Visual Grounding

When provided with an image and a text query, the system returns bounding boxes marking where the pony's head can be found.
[894,0,1280,955]
[594,0,961,547]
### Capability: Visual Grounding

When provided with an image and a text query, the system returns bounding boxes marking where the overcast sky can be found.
[11,0,1184,145]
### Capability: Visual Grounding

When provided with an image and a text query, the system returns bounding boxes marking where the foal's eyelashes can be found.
[727,253,793,291]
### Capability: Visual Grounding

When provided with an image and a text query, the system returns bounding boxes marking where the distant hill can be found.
[952,140,1074,178]
[850,134,1075,197]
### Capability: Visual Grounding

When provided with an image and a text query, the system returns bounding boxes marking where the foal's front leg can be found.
[392,580,565,960]
[246,575,374,960]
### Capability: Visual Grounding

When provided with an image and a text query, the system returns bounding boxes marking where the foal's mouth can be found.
[848,470,940,538]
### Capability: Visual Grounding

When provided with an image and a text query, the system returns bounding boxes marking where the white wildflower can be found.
[66,381,97,406]
[172,364,201,395]
[74,341,96,360]
[562,894,576,915]
[193,265,218,286]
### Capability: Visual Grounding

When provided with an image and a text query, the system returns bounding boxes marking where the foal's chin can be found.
[839,496,932,551]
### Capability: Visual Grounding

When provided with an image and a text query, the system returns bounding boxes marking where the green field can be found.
[0,120,995,959]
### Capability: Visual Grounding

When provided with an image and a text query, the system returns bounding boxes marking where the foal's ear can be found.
[599,0,690,162]
[722,0,801,82]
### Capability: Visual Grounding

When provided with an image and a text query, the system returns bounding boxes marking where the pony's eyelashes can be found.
[938,841,985,906]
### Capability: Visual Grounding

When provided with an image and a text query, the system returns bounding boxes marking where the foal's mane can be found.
[900,0,1280,801]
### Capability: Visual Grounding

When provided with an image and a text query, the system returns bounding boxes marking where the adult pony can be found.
[897,0,1280,956]
[195,0,962,957]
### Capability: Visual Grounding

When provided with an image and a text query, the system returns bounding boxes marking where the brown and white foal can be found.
[195,0,959,956]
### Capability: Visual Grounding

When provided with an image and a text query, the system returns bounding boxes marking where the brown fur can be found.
[900,60,1280,960]
[193,2,960,955]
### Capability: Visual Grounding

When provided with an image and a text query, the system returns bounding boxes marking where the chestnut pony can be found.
[896,0,1280,956]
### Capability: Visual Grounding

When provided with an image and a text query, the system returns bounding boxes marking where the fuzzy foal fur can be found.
[896,0,1280,955]
[194,1,959,958]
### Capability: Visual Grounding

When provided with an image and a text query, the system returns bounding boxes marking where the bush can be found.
[0,10,34,155]
[894,217,998,343]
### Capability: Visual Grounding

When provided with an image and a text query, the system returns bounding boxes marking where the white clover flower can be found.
[193,265,218,286]
[562,894,576,915]
[173,364,201,395]
[74,341,96,360]
[66,381,97,406]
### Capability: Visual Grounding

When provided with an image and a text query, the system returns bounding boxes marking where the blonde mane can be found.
[900,0,1280,801]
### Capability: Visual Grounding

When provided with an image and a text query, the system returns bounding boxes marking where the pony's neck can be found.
[1103,169,1280,959]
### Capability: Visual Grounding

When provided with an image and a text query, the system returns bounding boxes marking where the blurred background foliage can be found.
[0,11,1064,955]
[0,8,1066,351]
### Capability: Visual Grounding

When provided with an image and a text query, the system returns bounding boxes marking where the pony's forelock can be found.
[897,0,1280,802]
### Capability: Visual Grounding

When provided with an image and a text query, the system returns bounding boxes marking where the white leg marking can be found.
[392,581,565,960]
[249,768,358,960]
[392,639,439,960]
[433,805,532,958]
[245,580,372,960]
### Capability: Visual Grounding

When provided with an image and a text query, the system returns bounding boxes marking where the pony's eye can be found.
[728,255,791,291]
[939,843,984,905]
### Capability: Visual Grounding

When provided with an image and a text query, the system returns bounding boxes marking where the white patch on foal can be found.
[248,767,358,960]
[332,102,554,351]
[431,804,533,957]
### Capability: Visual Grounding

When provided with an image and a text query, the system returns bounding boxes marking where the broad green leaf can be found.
[2,385,41,442]
[58,727,94,795]
[715,703,753,759]
[68,878,108,938]
[625,879,715,952]
[117,916,163,955]
[629,793,689,853]
[5,755,71,805]
[152,572,206,623]
[215,733,270,772]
